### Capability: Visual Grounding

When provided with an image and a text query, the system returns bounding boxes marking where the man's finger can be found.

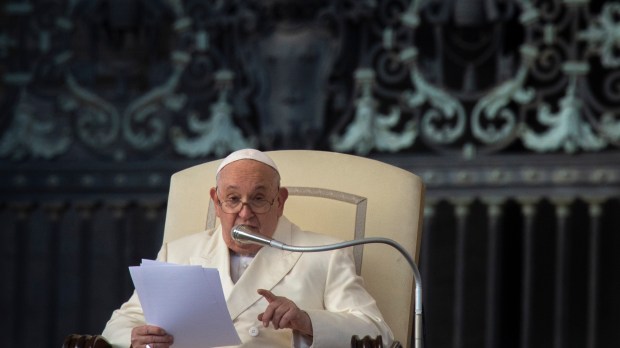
[259,304,275,327]
[141,325,167,336]
[257,288,277,303]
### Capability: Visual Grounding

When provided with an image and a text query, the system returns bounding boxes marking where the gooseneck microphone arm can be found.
[231,224,424,348]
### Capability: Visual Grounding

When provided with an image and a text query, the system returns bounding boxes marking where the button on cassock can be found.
[249,326,260,337]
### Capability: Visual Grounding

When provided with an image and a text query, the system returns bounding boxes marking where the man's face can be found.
[210,159,288,255]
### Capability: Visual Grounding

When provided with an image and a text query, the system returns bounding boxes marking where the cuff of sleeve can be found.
[303,309,350,348]
[292,331,313,348]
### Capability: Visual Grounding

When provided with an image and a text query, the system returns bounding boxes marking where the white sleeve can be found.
[302,248,394,348]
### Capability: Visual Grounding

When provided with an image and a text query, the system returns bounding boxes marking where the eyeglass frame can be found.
[215,187,279,214]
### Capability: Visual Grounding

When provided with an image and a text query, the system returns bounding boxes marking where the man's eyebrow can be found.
[220,184,271,192]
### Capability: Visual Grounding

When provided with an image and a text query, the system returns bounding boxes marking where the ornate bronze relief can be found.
[0,0,619,160]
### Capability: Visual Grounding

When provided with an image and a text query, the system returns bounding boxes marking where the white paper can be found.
[129,260,241,348]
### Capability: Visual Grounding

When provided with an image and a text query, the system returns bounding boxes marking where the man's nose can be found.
[237,202,255,218]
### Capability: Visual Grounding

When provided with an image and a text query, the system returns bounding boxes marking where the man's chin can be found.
[235,243,261,256]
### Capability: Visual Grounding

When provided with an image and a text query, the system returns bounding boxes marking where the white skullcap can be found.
[216,148,279,176]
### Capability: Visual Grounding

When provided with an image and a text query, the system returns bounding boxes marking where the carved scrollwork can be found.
[406,68,466,146]
[1,0,619,160]
[121,60,189,152]
[66,75,121,151]
[579,3,620,69]
[471,63,535,145]
[0,90,71,159]
[172,70,256,157]
[600,111,620,143]
[522,77,607,153]
[330,69,416,155]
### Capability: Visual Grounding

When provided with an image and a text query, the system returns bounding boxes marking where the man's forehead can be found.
[217,163,277,188]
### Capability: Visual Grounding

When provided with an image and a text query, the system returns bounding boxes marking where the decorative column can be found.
[451,198,472,348]
[585,197,604,348]
[552,198,573,348]
[75,201,97,332]
[43,201,67,345]
[109,200,130,305]
[483,198,504,348]
[518,197,538,348]
[9,202,34,347]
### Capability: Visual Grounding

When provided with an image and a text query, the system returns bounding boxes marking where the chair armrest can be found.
[65,333,397,348]
[63,334,112,348]
[351,335,402,348]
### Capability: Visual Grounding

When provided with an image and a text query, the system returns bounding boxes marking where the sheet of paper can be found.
[129,260,241,348]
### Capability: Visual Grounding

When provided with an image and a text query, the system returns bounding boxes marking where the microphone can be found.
[231,224,424,348]
[231,224,285,249]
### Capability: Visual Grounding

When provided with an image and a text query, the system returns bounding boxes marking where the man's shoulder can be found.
[166,227,218,250]
[290,224,343,246]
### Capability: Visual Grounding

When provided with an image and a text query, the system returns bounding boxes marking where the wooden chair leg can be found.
[62,334,111,348]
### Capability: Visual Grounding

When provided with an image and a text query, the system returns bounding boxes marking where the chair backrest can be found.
[163,150,425,347]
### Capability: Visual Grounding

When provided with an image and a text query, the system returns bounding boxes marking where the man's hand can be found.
[130,325,174,348]
[257,289,314,337]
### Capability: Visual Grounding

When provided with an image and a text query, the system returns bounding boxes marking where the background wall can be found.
[1,0,619,347]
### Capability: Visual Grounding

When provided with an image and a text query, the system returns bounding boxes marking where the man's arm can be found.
[305,247,394,347]
[102,244,170,347]
[256,245,393,348]
[101,291,146,347]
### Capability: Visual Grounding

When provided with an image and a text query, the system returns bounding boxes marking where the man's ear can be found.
[209,187,221,217]
[277,187,289,216]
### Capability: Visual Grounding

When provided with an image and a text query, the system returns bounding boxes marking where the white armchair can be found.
[164,150,425,347]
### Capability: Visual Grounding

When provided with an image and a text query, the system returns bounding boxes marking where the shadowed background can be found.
[1,0,619,347]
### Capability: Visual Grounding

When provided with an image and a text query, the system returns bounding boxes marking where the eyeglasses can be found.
[216,189,277,214]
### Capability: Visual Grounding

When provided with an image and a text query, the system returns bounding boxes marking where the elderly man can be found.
[102,149,393,347]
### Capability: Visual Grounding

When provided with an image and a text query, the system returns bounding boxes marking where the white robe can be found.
[102,216,393,347]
